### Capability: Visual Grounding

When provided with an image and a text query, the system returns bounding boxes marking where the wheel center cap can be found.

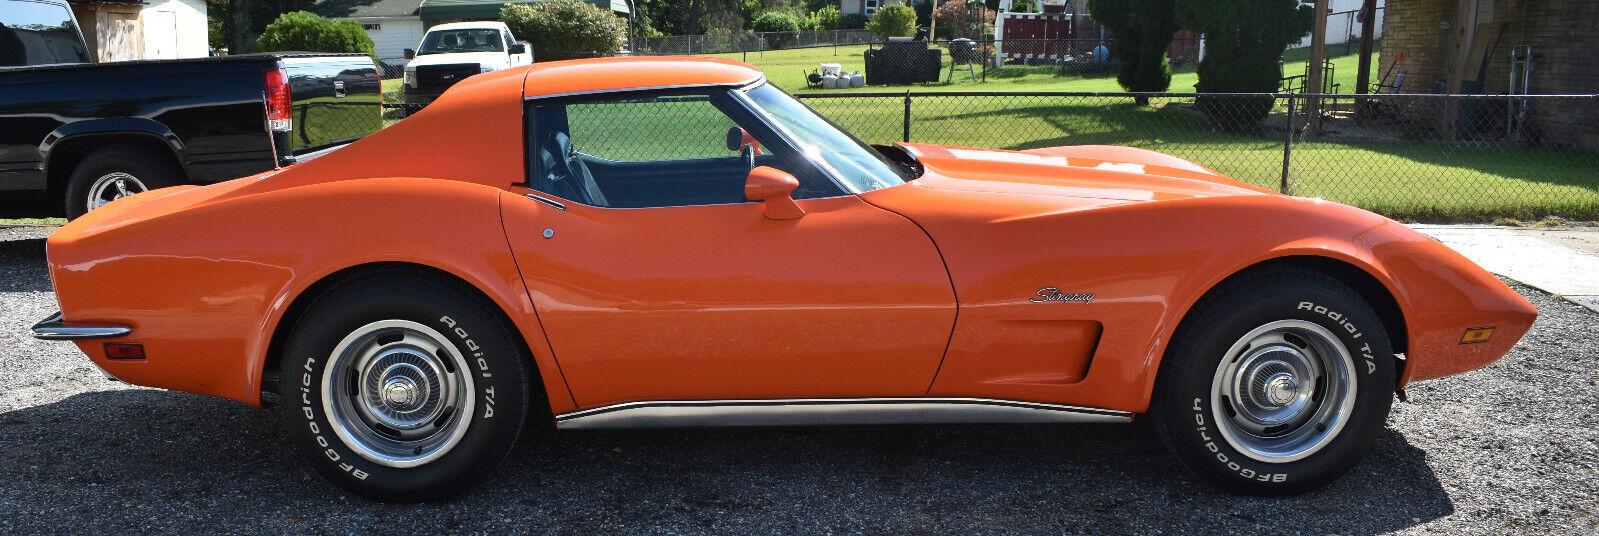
[1264,373,1300,406]
[383,377,418,407]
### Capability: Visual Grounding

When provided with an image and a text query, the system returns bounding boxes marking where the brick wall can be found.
[1381,0,1599,148]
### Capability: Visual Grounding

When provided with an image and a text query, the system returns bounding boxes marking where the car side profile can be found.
[33,57,1536,501]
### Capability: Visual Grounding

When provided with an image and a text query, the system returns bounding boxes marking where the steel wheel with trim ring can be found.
[280,271,530,501]
[1151,269,1395,495]
[64,144,181,219]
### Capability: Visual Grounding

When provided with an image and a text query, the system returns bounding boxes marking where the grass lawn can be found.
[713,42,1383,95]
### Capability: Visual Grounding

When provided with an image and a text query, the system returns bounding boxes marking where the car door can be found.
[500,89,957,408]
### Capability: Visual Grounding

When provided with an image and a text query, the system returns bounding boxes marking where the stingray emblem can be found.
[1030,287,1095,303]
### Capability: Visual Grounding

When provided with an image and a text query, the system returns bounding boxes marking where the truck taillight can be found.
[264,67,292,132]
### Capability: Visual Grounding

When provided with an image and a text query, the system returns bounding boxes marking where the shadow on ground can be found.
[0,388,1452,534]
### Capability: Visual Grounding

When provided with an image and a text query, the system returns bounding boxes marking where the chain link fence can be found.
[797,92,1599,221]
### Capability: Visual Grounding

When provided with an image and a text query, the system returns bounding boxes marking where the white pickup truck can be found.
[400,21,533,108]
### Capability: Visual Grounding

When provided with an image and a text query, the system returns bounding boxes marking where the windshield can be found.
[742,84,909,193]
[418,29,503,55]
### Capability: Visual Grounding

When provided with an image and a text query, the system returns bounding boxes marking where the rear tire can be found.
[64,144,182,219]
[278,271,530,501]
[1151,270,1395,495]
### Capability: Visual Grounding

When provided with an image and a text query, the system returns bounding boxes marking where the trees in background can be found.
[254,11,374,57]
[866,3,918,39]
[501,1,627,61]
[1087,0,1178,104]
[1177,0,1313,126]
[933,0,994,40]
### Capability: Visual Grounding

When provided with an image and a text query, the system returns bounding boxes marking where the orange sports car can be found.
[32,57,1536,501]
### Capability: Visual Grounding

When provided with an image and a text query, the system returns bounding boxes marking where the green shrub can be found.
[805,5,842,31]
[255,11,375,57]
[1177,0,1313,129]
[839,13,869,30]
[753,12,801,48]
[1088,0,1178,104]
[501,0,626,62]
[866,4,917,39]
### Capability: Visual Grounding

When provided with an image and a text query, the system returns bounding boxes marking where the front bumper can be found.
[31,312,131,341]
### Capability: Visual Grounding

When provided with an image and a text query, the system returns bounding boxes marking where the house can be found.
[313,0,631,59]
[68,0,210,61]
[311,0,426,60]
[843,0,908,18]
[1381,0,1598,148]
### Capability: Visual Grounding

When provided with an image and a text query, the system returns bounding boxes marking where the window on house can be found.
[362,23,381,31]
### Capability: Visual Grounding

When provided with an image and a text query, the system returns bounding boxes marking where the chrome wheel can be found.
[86,172,148,211]
[1210,320,1357,463]
[322,320,475,468]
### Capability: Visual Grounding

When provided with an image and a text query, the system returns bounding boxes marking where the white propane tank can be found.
[821,74,840,89]
[849,73,865,88]
[819,63,842,76]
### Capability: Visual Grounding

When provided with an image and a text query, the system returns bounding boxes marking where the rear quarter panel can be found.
[47,177,576,412]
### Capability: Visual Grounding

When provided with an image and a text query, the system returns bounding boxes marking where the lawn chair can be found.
[947,38,980,83]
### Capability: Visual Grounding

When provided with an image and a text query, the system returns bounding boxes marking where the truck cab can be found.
[400,21,532,108]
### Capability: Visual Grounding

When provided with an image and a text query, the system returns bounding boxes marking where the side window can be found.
[0,0,92,67]
[503,30,515,48]
[526,92,834,209]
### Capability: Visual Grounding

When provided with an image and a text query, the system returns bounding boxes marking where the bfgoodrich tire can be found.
[1151,270,1396,495]
[279,271,529,501]
[64,144,182,219]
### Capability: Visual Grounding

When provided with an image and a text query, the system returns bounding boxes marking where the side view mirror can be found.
[509,43,526,55]
[403,49,415,59]
[744,166,804,220]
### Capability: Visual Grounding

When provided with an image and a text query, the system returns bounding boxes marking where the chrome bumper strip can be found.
[555,397,1133,429]
[30,312,132,341]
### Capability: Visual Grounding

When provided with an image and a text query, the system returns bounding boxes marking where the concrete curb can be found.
[1411,224,1599,313]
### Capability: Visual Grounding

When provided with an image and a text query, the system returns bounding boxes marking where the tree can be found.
[1176,0,1313,129]
[804,5,842,30]
[1088,0,1178,105]
[255,11,375,57]
[866,3,917,39]
[501,1,627,61]
[933,0,994,40]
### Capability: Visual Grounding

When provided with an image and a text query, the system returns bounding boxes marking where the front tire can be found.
[279,272,530,501]
[1151,270,1396,495]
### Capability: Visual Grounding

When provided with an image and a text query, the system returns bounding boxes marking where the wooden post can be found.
[1305,0,1330,136]
[1443,0,1478,139]
[1354,0,1378,117]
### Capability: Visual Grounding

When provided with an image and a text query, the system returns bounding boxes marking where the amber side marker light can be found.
[1460,327,1496,344]
[104,343,145,360]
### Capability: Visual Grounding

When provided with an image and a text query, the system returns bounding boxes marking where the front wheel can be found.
[1151,270,1396,495]
[279,272,530,501]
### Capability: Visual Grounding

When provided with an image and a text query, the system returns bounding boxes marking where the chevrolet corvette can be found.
[32,57,1536,501]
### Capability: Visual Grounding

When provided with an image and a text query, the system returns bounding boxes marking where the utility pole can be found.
[1305,0,1330,136]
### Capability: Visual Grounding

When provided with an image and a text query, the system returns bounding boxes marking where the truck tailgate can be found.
[281,54,382,155]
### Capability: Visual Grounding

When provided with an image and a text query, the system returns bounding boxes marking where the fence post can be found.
[903,91,913,143]
[1280,93,1296,194]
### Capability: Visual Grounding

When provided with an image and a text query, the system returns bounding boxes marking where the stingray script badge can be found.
[1030,287,1094,304]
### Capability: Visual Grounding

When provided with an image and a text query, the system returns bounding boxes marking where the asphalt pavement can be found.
[1,223,1595,535]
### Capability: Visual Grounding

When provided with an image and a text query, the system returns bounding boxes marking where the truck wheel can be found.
[278,271,530,501]
[63,144,182,219]
[1150,270,1395,495]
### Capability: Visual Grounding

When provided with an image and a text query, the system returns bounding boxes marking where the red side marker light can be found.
[105,343,145,360]
[1460,327,1495,344]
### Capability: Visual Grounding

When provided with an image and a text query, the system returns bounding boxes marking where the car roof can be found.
[518,56,764,99]
[428,21,507,31]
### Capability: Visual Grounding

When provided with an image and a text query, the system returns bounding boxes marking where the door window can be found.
[0,0,91,67]
[526,91,836,208]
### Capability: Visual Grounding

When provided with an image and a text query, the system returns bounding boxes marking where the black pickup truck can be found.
[0,0,382,218]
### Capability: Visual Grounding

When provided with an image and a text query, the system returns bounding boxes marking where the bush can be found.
[805,5,842,31]
[866,4,917,39]
[1089,0,1178,104]
[500,1,626,62]
[1177,0,1313,129]
[839,13,869,30]
[753,12,801,48]
[933,0,994,40]
[255,11,375,57]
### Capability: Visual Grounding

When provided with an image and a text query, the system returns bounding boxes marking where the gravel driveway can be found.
[1,226,1595,535]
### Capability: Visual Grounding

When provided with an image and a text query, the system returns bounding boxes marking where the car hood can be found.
[896,143,1276,203]
[408,52,507,68]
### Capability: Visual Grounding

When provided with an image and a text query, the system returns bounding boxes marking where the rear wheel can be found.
[1151,270,1395,495]
[63,144,182,218]
[279,271,530,501]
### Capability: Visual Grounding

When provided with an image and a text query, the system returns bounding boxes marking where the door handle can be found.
[333,81,346,98]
